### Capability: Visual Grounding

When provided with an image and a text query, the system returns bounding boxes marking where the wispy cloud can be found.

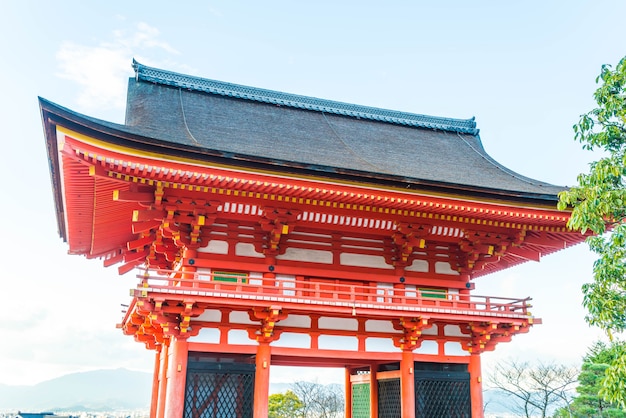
[56,22,179,110]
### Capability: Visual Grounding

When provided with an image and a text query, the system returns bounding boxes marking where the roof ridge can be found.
[132,59,479,135]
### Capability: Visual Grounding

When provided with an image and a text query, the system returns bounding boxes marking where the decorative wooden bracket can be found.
[392,317,431,351]
[391,223,428,266]
[462,321,531,354]
[177,301,197,335]
[125,298,203,346]
[456,229,522,275]
[128,195,221,271]
[260,207,301,255]
[248,306,288,343]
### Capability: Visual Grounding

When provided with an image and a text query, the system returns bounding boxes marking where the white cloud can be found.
[56,22,179,111]
[56,44,129,110]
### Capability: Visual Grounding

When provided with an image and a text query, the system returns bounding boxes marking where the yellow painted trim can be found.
[56,126,565,212]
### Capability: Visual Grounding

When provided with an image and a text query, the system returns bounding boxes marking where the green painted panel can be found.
[213,271,247,283]
[419,288,447,299]
[352,382,370,418]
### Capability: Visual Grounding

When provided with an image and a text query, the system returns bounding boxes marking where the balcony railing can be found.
[133,269,534,320]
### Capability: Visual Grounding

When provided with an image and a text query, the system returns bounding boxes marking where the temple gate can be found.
[40,60,587,417]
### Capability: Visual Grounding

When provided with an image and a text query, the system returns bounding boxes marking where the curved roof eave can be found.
[39,97,563,207]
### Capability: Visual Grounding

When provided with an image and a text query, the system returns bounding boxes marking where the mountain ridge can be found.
[0,368,151,412]
[0,368,516,415]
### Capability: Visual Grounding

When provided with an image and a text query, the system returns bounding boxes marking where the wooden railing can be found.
[134,269,533,319]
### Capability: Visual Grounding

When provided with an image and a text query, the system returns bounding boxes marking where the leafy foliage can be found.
[269,390,304,418]
[554,341,626,417]
[558,56,626,408]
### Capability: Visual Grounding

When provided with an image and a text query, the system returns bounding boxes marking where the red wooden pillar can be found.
[254,342,271,418]
[164,338,189,417]
[156,342,169,418]
[469,354,484,418]
[150,347,161,418]
[370,365,378,418]
[345,368,353,418]
[401,350,415,418]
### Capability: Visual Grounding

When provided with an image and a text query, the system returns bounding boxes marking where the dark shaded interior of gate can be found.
[415,363,471,418]
[353,362,471,418]
[184,353,255,418]
[183,352,471,417]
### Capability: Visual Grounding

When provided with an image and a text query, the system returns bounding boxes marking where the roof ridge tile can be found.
[132,59,478,135]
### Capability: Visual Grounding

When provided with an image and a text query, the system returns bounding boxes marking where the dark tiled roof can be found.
[40,61,565,205]
[132,60,479,135]
[120,61,563,202]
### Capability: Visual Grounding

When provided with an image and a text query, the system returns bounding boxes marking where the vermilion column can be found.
[401,350,415,418]
[164,338,189,417]
[150,347,161,418]
[370,365,378,418]
[345,368,353,418]
[156,343,169,418]
[469,354,484,418]
[253,342,272,418]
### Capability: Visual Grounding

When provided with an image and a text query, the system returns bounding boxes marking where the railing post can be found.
[459,288,470,311]
[181,247,197,289]
[296,275,304,297]
[393,283,404,304]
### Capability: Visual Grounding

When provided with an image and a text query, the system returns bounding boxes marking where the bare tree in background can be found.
[291,380,344,418]
[488,360,578,418]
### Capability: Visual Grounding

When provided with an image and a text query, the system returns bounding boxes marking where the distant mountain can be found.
[0,368,151,412]
[0,369,519,415]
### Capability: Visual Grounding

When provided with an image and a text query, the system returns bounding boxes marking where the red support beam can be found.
[370,365,378,418]
[469,354,484,418]
[150,348,160,418]
[345,368,352,418]
[156,343,168,418]
[401,350,415,418]
[253,342,272,418]
[164,338,188,418]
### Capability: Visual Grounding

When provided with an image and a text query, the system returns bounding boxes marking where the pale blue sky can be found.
[0,1,624,387]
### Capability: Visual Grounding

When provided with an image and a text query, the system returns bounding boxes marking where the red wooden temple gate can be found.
[40,61,586,417]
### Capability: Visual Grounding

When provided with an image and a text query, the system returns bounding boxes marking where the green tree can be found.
[558,55,626,408]
[554,341,626,417]
[269,390,304,418]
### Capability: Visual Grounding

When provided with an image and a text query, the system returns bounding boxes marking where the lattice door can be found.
[415,370,471,417]
[184,361,255,418]
[377,378,401,418]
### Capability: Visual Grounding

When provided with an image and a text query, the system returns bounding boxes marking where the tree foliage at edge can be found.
[558,56,626,408]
